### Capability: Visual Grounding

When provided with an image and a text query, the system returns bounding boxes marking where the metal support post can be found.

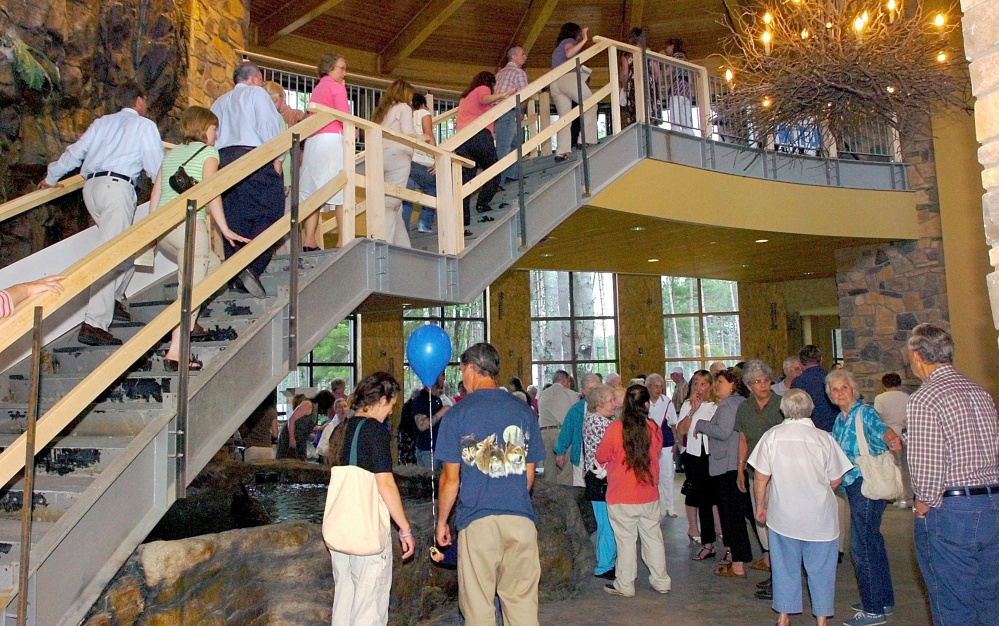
[175,199,197,498]
[575,58,591,197]
[515,95,528,247]
[289,133,301,364]
[16,307,43,625]
[641,47,653,158]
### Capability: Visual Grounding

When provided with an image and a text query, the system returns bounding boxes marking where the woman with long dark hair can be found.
[455,71,515,234]
[595,384,671,597]
[326,372,415,625]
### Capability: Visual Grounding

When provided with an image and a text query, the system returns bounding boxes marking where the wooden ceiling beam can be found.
[256,0,349,46]
[512,0,561,57]
[379,0,470,74]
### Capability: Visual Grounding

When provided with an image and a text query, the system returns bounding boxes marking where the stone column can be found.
[964,0,999,341]
[187,0,249,107]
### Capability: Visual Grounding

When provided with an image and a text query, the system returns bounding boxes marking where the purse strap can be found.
[348,419,366,466]
[853,408,871,458]
[179,144,208,169]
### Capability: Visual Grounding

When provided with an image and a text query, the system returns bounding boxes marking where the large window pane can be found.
[701,279,739,313]
[402,294,487,397]
[661,276,700,315]
[311,321,352,363]
[310,366,355,392]
[574,319,616,361]
[572,272,616,318]
[530,271,571,318]
[532,320,573,364]
[532,363,573,389]
[704,314,741,358]
[663,315,702,359]
[664,359,703,399]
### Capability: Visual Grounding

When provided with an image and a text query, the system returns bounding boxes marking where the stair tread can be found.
[0,435,132,449]
[4,474,95,493]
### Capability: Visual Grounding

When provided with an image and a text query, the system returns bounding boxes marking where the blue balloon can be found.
[406,325,453,387]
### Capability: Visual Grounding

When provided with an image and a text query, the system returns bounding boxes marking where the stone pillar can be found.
[616,274,667,377]
[488,269,533,386]
[187,0,249,107]
[963,0,999,347]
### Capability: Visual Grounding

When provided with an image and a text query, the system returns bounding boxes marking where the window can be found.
[662,277,741,381]
[277,317,357,417]
[530,271,617,387]
[402,294,487,395]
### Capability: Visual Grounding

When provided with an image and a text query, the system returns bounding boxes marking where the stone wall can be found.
[187,0,248,107]
[835,130,948,396]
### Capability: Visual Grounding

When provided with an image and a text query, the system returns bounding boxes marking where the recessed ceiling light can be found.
[709,241,717,245]
[755,238,769,243]
[541,253,554,258]
[804,272,815,276]
[631,226,646,231]
[742,264,749,268]
[648,258,660,262]
[402,303,411,307]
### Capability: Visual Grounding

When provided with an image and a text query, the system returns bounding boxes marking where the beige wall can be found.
[616,274,667,378]
[488,269,533,386]
[358,309,404,428]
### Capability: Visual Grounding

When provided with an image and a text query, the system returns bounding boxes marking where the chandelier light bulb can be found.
[887,0,896,9]
[762,96,772,107]
[725,69,734,81]
[854,17,865,31]
[764,12,773,24]
[762,31,771,43]
[801,29,810,39]
[862,11,869,22]
[937,51,947,63]
[886,85,896,93]
[826,21,834,29]
[935,14,945,27]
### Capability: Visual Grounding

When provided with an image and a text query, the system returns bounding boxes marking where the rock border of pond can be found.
[83,460,595,625]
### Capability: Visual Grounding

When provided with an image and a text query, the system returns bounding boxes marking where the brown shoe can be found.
[78,323,122,346]
[750,558,771,572]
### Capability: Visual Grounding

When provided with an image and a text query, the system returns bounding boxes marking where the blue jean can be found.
[493,110,519,185]
[592,501,617,574]
[914,492,999,626]
[845,478,894,614]
[769,529,838,617]
[401,163,438,232]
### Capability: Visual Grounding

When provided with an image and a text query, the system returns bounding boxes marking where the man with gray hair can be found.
[555,373,603,487]
[771,356,802,396]
[907,323,999,626]
[493,45,529,187]
[669,367,689,411]
[211,61,284,297]
[538,369,580,483]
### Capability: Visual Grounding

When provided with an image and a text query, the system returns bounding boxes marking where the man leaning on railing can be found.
[38,80,163,347]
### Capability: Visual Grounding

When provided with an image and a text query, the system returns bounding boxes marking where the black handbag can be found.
[168,144,209,194]
[584,470,608,502]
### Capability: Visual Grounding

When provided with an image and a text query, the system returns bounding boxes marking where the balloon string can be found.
[430,377,438,546]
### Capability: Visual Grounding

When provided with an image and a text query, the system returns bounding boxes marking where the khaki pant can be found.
[158,218,221,322]
[82,177,137,330]
[549,73,599,157]
[330,536,393,626]
[540,427,571,484]
[837,490,851,554]
[382,149,412,248]
[607,501,672,596]
[458,515,540,626]
[243,446,275,462]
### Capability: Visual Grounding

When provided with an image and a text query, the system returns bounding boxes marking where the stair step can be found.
[0,519,56,594]
[127,295,272,325]
[0,474,95,519]
[17,344,229,376]
[0,435,131,477]
[0,405,164,437]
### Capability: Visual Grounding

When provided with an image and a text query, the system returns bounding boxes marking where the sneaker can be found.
[603,584,633,598]
[113,300,131,322]
[78,322,122,346]
[754,586,772,601]
[594,568,615,580]
[237,269,266,298]
[417,227,433,234]
[844,611,887,626]
[851,603,893,616]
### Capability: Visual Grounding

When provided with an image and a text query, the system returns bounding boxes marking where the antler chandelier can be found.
[715,0,969,145]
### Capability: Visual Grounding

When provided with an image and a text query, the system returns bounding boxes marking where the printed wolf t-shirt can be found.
[436,388,545,530]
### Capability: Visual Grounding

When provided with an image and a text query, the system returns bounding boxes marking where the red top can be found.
[456,85,494,134]
[595,419,662,505]
[308,76,349,134]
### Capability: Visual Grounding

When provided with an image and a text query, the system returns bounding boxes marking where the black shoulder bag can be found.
[168,144,209,194]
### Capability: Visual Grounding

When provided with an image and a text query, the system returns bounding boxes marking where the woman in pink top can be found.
[301,52,350,249]
[455,72,514,237]
[596,384,672,597]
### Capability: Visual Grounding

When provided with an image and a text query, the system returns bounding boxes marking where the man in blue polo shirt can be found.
[791,344,839,432]
[436,342,544,626]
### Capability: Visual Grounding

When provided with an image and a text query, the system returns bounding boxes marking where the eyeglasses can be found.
[748,379,770,386]
[334,64,348,70]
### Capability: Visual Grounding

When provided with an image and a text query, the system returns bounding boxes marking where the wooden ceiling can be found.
[249,0,735,75]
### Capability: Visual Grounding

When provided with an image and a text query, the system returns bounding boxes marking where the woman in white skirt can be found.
[301,52,350,249]
[371,80,415,248]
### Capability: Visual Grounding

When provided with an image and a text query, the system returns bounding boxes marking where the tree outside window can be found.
[402,294,487,396]
[662,277,741,388]
[277,316,357,417]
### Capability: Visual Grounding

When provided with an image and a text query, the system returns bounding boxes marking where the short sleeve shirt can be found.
[435,388,545,530]
[456,85,495,134]
[337,416,393,474]
[309,76,348,134]
[156,142,221,219]
[735,394,784,455]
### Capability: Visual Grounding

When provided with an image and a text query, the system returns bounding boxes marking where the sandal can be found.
[165,356,203,372]
[692,547,716,561]
[479,216,494,223]
[687,533,701,545]
[719,548,733,566]
[554,154,570,163]
[713,564,746,578]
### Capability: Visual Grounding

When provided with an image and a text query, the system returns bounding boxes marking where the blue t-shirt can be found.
[436,388,545,530]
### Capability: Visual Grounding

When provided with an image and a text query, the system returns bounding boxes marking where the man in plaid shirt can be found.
[907,322,999,626]
[493,46,529,187]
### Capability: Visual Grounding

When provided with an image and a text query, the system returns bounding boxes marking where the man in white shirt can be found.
[647,373,679,519]
[873,372,912,507]
[538,370,580,484]
[211,61,284,297]
[41,81,163,346]
[771,356,802,396]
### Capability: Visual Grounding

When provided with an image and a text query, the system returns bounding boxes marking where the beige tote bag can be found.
[322,420,391,555]
[854,412,904,501]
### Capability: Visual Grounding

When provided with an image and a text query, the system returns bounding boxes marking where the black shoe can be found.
[838,551,844,564]
[78,322,122,346]
[113,300,131,322]
[303,246,321,252]
[237,269,266,298]
[756,576,772,589]
[498,202,509,209]
[595,568,615,580]
[479,216,494,223]
[476,205,493,213]
[754,586,772,601]
[464,229,473,237]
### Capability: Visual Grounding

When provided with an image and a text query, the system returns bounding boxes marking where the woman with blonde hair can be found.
[261,81,294,195]
[300,52,350,249]
[149,106,249,371]
[676,370,722,558]
[371,79,416,247]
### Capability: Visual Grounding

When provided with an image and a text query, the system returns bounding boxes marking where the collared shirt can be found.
[771,380,788,396]
[873,389,909,435]
[907,364,999,508]
[831,400,890,488]
[678,399,717,456]
[748,418,853,541]
[45,108,162,186]
[211,83,283,149]
[554,399,585,466]
[648,395,678,434]
[791,365,839,431]
[735,393,784,456]
[495,61,528,95]
[537,383,579,428]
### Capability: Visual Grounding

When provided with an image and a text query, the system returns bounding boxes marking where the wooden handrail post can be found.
[575,58,591,197]
[515,94,528,246]
[342,122,357,244]
[608,45,622,135]
[539,92,552,156]
[435,153,458,255]
[452,160,465,253]
[16,306,43,625]
[364,126,387,241]
[634,47,647,125]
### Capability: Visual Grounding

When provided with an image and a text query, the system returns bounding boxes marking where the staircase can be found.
[0,124,645,624]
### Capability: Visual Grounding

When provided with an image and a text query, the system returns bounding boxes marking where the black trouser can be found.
[715,469,754,563]
[684,451,717,545]
[455,129,500,226]
[219,146,284,278]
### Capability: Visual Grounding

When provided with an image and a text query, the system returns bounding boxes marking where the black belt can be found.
[540,425,560,431]
[86,171,139,191]
[942,484,999,498]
